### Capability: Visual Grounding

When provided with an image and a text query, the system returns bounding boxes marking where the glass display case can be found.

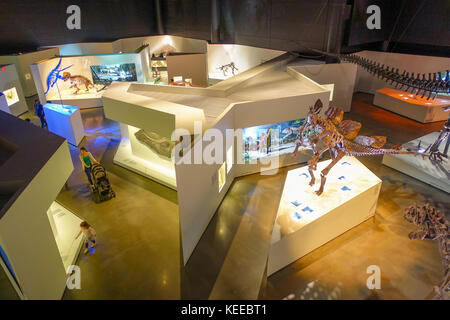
[2,87,19,106]
[46,202,83,270]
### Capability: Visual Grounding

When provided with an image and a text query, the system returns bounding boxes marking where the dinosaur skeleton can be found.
[293,99,416,195]
[337,53,450,160]
[297,48,450,161]
[295,48,450,100]
[422,106,450,161]
[217,62,238,76]
[339,54,450,100]
[404,203,449,300]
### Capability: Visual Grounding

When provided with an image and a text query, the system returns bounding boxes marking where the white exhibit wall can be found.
[101,52,332,265]
[175,88,330,264]
[103,83,206,136]
[0,64,28,116]
[44,42,116,56]
[40,35,208,57]
[139,46,152,83]
[166,53,208,86]
[106,82,206,134]
[354,50,450,95]
[175,108,236,265]
[207,43,285,79]
[290,63,357,112]
[0,141,74,299]
[0,48,60,97]
[116,35,207,56]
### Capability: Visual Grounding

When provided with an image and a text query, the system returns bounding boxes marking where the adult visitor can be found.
[79,147,98,186]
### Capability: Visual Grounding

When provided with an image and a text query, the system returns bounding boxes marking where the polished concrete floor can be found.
[1,92,448,300]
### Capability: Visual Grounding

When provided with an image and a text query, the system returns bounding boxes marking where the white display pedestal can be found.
[373,88,450,123]
[47,90,104,109]
[382,132,450,193]
[268,156,381,276]
[43,103,85,146]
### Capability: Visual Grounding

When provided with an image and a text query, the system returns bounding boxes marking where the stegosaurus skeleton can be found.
[404,203,449,300]
[293,99,415,195]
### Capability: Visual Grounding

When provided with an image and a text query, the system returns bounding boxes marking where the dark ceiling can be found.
[0,0,448,56]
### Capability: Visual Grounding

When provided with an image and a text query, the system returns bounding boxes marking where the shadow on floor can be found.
[180,178,253,299]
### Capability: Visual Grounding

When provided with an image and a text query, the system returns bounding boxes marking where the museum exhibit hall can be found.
[0,0,449,309]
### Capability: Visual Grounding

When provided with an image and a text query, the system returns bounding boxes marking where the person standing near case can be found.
[76,221,97,254]
[79,147,98,186]
[34,99,47,128]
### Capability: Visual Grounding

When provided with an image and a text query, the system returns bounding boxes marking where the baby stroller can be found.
[90,164,116,203]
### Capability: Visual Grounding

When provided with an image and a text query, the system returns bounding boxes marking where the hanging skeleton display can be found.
[44,57,73,95]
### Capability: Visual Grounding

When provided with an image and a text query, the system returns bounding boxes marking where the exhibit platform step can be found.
[268,156,381,276]
[373,88,449,123]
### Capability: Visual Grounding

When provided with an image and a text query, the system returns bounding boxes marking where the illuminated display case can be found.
[113,124,177,189]
[2,87,19,106]
[46,202,84,271]
[243,118,305,162]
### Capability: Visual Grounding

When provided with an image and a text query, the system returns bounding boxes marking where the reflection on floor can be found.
[3,93,448,300]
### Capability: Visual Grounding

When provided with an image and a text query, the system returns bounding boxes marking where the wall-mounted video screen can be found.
[243,118,305,162]
[90,63,137,84]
